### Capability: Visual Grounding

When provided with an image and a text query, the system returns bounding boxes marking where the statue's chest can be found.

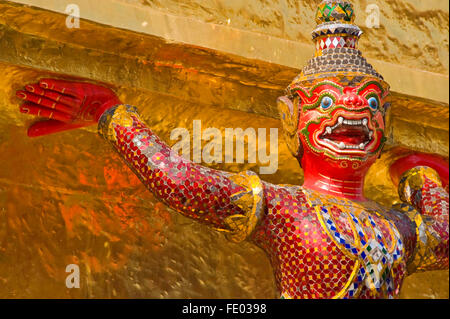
[257,186,409,298]
[300,189,407,298]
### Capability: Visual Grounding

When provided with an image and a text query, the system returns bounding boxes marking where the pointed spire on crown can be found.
[312,0,363,55]
[288,0,388,92]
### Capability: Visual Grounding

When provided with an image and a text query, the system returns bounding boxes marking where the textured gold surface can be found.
[134,0,449,75]
[1,1,447,155]
[11,0,448,102]
[0,1,448,298]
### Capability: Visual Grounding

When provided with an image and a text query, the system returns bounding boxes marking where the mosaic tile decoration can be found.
[95,0,448,299]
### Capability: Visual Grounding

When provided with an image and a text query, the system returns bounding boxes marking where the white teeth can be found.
[335,118,369,126]
[322,117,374,151]
[337,118,367,126]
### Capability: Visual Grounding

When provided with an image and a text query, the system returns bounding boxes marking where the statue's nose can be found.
[339,94,365,108]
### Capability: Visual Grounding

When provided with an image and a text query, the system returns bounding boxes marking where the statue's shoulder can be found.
[261,180,307,209]
[389,201,420,226]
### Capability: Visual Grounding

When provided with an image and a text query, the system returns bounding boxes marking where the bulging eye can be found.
[320,96,333,110]
[367,97,379,111]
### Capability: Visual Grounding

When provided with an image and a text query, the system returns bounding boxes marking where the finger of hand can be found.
[38,78,80,98]
[19,102,73,123]
[17,90,74,115]
[25,83,81,108]
[27,119,86,138]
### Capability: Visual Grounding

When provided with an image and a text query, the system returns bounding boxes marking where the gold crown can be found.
[288,0,388,92]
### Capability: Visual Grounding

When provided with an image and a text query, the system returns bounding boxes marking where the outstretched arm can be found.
[16,79,265,243]
[390,153,449,273]
[98,104,265,242]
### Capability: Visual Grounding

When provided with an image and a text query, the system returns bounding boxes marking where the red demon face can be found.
[293,77,389,174]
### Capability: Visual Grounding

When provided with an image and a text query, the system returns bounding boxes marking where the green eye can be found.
[368,97,379,111]
[320,96,333,110]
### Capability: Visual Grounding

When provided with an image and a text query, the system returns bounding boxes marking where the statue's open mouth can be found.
[319,116,373,151]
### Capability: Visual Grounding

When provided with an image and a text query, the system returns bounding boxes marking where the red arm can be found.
[98,104,265,242]
[16,79,265,243]
[390,154,449,273]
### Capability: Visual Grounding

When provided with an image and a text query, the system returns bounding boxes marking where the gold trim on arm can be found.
[395,166,446,273]
[398,166,442,205]
[98,104,137,142]
[221,171,265,243]
[393,202,441,273]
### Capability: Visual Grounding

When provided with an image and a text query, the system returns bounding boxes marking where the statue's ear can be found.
[382,100,392,141]
[376,96,392,159]
[277,95,302,157]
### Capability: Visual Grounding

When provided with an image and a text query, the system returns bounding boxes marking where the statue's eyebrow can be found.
[292,81,344,98]
[357,81,385,96]
[311,82,343,96]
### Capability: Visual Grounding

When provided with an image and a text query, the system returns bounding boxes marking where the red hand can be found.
[16,78,122,137]
[390,152,449,189]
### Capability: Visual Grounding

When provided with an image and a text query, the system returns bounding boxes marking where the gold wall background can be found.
[135,0,449,74]
[0,0,448,298]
